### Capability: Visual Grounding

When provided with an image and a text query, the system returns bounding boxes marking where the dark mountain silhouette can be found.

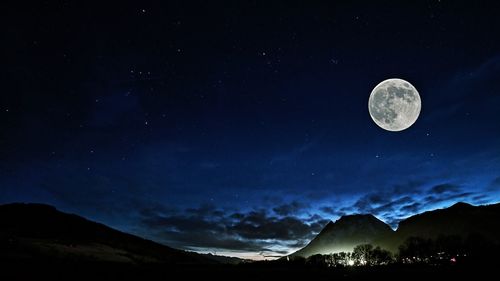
[293,202,500,257]
[0,203,216,264]
[292,214,394,257]
[386,202,500,251]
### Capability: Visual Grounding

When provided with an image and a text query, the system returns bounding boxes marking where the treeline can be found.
[282,234,500,267]
[398,233,497,265]
[305,244,392,267]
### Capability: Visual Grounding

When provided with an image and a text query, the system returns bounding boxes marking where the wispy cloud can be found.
[140,204,328,257]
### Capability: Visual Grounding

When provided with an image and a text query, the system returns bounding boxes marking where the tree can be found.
[352,244,374,265]
[398,236,434,263]
[331,252,350,267]
[371,246,393,265]
[307,254,328,267]
[435,235,462,259]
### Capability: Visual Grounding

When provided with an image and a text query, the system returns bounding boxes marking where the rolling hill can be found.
[0,203,214,264]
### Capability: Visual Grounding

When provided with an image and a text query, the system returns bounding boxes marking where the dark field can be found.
[1,259,496,281]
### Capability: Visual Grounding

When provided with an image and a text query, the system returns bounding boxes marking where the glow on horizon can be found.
[193,250,283,261]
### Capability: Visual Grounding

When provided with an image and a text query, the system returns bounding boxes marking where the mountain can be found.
[0,203,215,264]
[292,214,394,257]
[386,202,500,251]
[293,202,500,257]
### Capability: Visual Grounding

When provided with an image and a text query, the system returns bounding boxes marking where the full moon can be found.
[368,78,421,131]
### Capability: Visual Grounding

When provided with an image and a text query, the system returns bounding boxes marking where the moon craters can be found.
[368,78,421,132]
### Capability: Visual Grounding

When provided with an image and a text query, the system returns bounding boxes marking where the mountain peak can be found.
[337,213,377,221]
[292,213,393,257]
[449,202,473,209]
[335,214,383,226]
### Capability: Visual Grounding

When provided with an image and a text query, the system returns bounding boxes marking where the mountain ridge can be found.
[293,201,500,257]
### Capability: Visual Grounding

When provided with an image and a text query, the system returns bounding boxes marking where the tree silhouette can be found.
[371,246,393,265]
[307,254,328,267]
[352,244,373,265]
[351,244,393,266]
[398,236,434,263]
[330,252,351,267]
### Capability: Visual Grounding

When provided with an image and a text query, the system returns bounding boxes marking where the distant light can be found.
[348,260,354,266]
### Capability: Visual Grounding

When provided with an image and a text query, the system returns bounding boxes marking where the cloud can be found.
[472,194,488,201]
[306,214,324,222]
[400,202,421,213]
[140,204,327,255]
[160,231,273,252]
[423,192,474,206]
[346,181,481,229]
[230,212,321,240]
[319,206,340,215]
[352,194,416,218]
[372,196,415,214]
[185,204,224,218]
[272,201,306,216]
[349,180,428,216]
[429,184,460,194]
[352,190,415,214]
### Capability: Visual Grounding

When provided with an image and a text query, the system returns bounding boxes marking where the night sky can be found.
[2,1,500,259]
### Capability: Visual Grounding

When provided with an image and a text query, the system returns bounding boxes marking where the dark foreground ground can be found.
[1,260,496,281]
